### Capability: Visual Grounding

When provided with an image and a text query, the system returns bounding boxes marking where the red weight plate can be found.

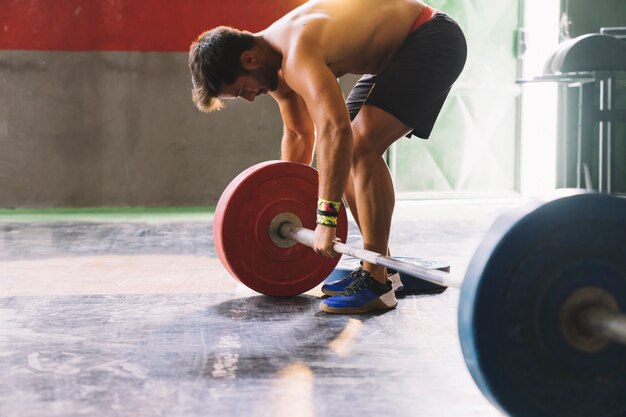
[214,161,348,296]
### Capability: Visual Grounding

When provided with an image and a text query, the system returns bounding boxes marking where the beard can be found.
[251,65,279,92]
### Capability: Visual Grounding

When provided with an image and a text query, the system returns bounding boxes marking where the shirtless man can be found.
[189,0,466,314]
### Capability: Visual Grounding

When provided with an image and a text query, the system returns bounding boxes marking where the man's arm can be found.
[283,45,353,205]
[283,41,353,257]
[272,90,315,164]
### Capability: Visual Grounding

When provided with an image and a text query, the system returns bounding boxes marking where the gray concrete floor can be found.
[0,199,522,417]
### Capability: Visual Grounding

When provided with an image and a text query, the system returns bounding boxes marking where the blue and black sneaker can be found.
[321,264,363,296]
[321,264,403,296]
[319,270,397,314]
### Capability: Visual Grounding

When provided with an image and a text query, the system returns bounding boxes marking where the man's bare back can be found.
[262,0,426,78]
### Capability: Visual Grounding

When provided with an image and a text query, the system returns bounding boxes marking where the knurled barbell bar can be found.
[278,221,460,287]
[214,160,626,417]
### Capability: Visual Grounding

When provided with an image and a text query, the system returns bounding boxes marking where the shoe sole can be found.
[320,292,398,314]
[320,298,398,314]
[322,287,403,297]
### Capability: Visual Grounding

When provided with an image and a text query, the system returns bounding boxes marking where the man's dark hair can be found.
[189,26,255,112]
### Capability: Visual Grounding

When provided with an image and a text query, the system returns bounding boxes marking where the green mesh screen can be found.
[393,0,522,195]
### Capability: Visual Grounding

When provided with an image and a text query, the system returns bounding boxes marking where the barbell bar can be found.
[279,222,460,288]
[214,160,626,417]
[278,219,626,349]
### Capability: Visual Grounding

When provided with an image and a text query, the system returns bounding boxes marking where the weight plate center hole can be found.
[269,212,302,248]
[559,286,620,353]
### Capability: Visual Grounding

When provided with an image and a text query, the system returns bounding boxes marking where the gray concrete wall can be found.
[0,51,285,208]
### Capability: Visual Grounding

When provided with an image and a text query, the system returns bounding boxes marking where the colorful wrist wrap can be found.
[316,198,341,228]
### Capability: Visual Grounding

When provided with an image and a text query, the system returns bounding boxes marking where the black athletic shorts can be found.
[345,12,467,139]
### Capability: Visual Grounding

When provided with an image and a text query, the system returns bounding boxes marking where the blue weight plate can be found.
[459,192,626,417]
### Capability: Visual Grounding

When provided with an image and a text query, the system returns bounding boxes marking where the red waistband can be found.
[409,5,437,33]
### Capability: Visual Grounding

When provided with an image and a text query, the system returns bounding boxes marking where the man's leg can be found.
[344,173,393,257]
[350,104,412,284]
[343,174,361,229]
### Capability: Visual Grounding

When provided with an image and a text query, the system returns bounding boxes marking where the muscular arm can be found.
[283,43,353,203]
[273,90,315,164]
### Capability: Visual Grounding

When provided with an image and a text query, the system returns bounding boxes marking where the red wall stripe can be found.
[0,0,306,52]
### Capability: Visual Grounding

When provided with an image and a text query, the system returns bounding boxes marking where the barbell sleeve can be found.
[580,308,626,346]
